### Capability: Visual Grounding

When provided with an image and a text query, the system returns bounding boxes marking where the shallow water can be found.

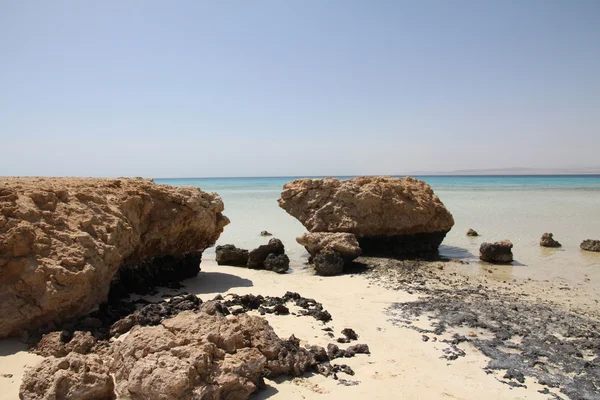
[156,176,600,287]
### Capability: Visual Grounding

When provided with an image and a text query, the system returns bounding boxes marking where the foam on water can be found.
[156,176,600,286]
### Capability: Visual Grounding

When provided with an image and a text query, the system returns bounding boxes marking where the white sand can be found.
[0,260,568,399]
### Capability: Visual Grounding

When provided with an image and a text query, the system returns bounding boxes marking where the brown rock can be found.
[19,353,115,400]
[540,233,561,248]
[109,311,315,400]
[466,228,479,237]
[0,177,229,338]
[34,330,97,358]
[296,232,361,262]
[278,176,454,256]
[479,240,513,264]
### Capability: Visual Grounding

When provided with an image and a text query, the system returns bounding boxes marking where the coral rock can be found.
[540,233,561,248]
[19,353,114,400]
[215,244,249,266]
[279,176,454,256]
[296,232,361,262]
[247,238,285,269]
[313,250,345,276]
[264,253,290,273]
[580,239,600,252]
[0,177,228,338]
[466,228,479,237]
[479,240,514,264]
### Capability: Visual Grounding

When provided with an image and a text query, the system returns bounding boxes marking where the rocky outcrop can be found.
[580,239,600,252]
[264,253,290,273]
[279,176,454,257]
[247,238,285,269]
[0,177,228,338]
[296,232,361,262]
[480,240,513,264]
[21,311,318,400]
[313,250,345,276]
[215,244,249,266]
[466,228,479,237]
[540,233,561,248]
[19,353,115,400]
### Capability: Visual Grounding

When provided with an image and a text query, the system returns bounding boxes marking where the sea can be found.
[155,176,600,286]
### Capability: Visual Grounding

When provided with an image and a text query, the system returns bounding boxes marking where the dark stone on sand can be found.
[357,231,449,258]
[466,228,479,237]
[264,253,290,273]
[580,239,600,252]
[479,240,513,264]
[540,233,561,248]
[247,238,285,268]
[314,250,344,276]
[215,244,249,266]
[260,230,273,236]
[341,328,358,341]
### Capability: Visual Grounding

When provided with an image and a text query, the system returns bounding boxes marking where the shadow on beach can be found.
[183,271,254,294]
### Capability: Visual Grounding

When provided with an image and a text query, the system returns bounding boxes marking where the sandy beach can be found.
[4,256,598,399]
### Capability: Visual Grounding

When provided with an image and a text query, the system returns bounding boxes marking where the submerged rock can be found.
[215,244,249,266]
[580,239,600,252]
[466,228,479,237]
[314,250,345,276]
[260,230,273,236]
[480,240,514,264]
[296,232,362,262]
[279,176,454,257]
[0,177,228,338]
[264,253,290,273]
[247,238,285,269]
[540,233,561,248]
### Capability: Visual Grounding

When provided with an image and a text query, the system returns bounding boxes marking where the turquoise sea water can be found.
[156,176,600,286]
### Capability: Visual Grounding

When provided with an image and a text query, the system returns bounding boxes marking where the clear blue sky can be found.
[1,0,599,177]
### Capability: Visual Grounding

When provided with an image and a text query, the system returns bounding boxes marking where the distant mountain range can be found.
[406,166,600,175]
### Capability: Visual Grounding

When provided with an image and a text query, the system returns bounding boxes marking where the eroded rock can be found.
[264,253,290,273]
[279,176,454,257]
[19,353,114,400]
[580,239,600,252]
[540,233,561,248]
[467,228,479,237]
[0,177,228,338]
[215,244,249,266]
[247,238,285,269]
[314,250,345,276]
[109,311,316,400]
[296,232,361,262]
[479,240,513,264]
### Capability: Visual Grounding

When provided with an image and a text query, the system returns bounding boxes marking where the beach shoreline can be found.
[4,256,598,399]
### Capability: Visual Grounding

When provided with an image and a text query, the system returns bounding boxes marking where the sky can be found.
[1,0,599,178]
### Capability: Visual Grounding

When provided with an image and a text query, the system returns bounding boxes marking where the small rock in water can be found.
[260,230,272,236]
[580,239,600,252]
[466,228,479,237]
[540,233,561,248]
[479,240,513,264]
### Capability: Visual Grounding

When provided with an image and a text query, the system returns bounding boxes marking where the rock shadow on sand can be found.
[183,271,253,294]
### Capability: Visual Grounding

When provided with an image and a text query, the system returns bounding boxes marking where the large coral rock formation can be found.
[109,311,315,400]
[0,177,229,338]
[19,311,317,400]
[296,232,361,262]
[279,176,454,256]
